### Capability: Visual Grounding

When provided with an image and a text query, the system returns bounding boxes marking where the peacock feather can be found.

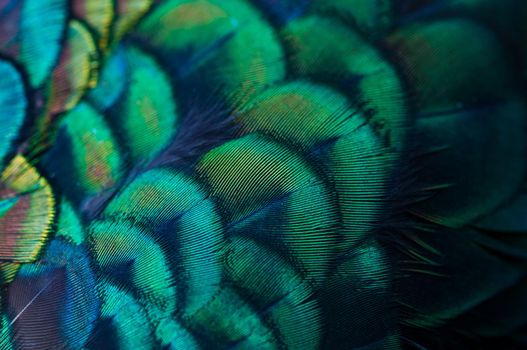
[0,0,526,349]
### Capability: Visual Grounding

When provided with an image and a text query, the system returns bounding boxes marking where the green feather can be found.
[236,81,395,251]
[0,60,26,167]
[411,99,527,227]
[97,278,155,349]
[90,220,177,318]
[136,0,285,106]
[310,0,393,35]
[388,18,527,227]
[0,312,13,350]
[87,45,128,111]
[237,81,363,148]
[112,0,153,43]
[224,237,322,350]
[19,0,68,87]
[197,134,339,283]
[115,45,179,161]
[282,16,407,150]
[56,199,85,245]
[388,18,515,113]
[43,102,123,202]
[187,287,280,349]
[155,318,199,350]
[72,0,114,48]
[319,239,395,348]
[45,20,99,116]
[101,167,225,317]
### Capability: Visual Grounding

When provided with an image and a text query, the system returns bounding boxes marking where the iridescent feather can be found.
[0,1,526,349]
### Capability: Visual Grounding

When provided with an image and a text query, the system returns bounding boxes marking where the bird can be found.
[0,0,526,348]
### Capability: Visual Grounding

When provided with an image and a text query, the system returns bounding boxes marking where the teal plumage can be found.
[0,0,526,349]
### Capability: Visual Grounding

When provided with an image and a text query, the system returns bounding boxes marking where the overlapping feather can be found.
[0,1,525,349]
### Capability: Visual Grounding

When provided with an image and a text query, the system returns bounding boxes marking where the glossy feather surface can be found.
[0,0,526,349]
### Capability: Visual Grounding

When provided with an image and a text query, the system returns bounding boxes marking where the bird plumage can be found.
[0,0,526,349]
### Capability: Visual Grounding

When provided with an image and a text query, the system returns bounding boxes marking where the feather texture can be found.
[0,1,526,349]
